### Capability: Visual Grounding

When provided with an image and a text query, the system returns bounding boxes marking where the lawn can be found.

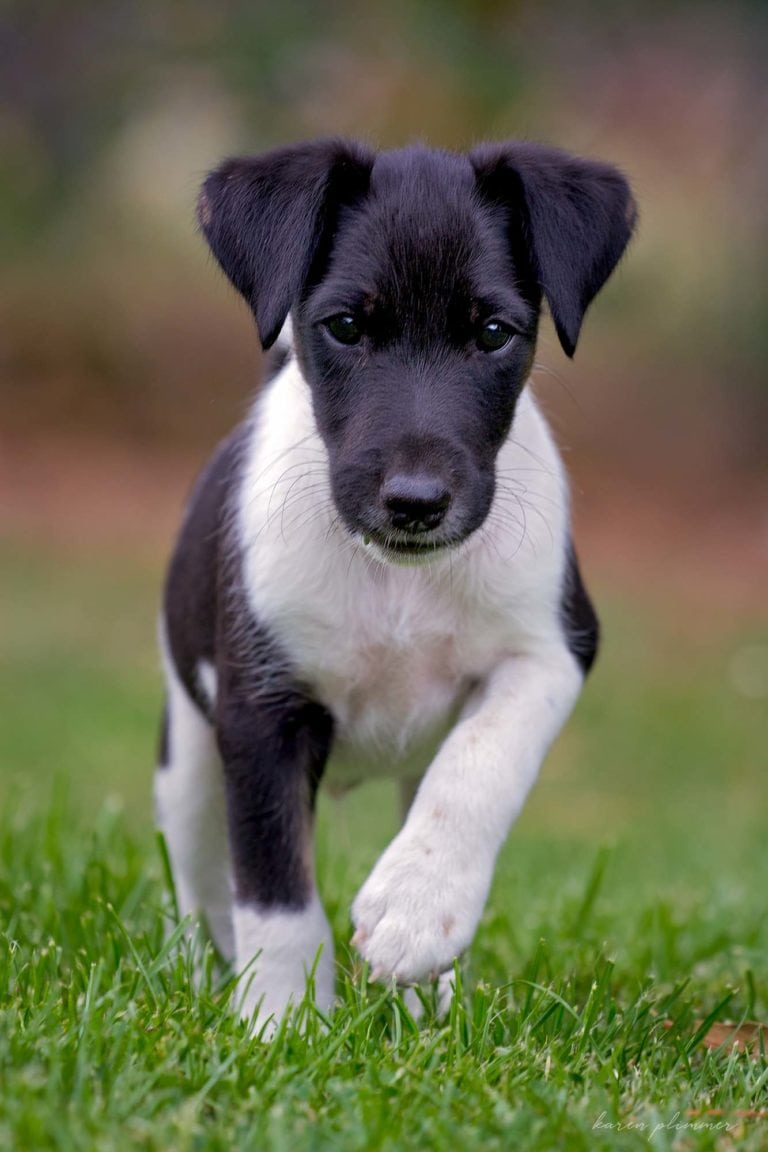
[1,538,766,1150]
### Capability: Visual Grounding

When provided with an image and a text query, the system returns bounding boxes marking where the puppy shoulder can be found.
[163,422,250,711]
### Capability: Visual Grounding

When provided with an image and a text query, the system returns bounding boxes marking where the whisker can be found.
[279,474,331,540]
[495,465,559,484]
[530,360,583,414]
[281,496,336,541]
[494,484,562,512]
[243,482,330,548]
[242,460,328,519]
[506,436,558,476]
[243,431,324,490]
[250,462,328,517]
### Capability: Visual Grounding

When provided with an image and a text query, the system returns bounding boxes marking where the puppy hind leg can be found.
[155,663,234,963]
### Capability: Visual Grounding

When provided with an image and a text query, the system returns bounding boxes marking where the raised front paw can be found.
[350,828,491,984]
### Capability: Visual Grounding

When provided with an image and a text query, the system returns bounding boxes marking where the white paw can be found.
[351,828,491,984]
[233,897,335,1036]
[237,971,307,1038]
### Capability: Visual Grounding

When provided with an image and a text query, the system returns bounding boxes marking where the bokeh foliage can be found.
[2,0,767,469]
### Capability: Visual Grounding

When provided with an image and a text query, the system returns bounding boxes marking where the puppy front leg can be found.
[216,692,335,1033]
[352,647,584,983]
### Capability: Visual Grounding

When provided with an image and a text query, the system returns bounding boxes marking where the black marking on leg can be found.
[561,541,599,674]
[217,693,333,907]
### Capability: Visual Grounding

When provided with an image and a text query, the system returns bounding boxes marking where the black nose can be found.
[381,474,451,533]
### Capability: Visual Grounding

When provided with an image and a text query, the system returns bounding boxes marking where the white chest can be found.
[248,544,501,764]
[236,364,569,785]
[319,629,470,790]
[311,594,476,745]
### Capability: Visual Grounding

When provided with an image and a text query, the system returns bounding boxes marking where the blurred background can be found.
[1,1,766,885]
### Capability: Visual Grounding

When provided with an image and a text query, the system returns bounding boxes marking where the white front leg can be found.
[351,648,583,983]
[234,896,335,1035]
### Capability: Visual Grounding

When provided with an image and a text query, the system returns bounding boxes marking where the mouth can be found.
[360,531,458,565]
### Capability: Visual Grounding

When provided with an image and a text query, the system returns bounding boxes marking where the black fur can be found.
[198,139,374,348]
[163,425,246,718]
[561,543,600,674]
[470,142,636,356]
[263,340,291,383]
[215,692,334,905]
[298,147,539,552]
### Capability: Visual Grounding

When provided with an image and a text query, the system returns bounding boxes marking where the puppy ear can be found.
[470,142,637,356]
[198,138,374,348]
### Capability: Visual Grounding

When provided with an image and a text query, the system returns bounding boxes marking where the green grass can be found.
[1,539,767,1150]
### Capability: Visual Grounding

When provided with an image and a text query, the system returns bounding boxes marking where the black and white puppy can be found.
[156,138,635,1031]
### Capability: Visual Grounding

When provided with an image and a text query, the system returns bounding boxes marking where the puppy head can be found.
[200,139,635,562]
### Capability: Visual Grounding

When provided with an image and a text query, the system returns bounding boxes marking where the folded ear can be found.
[198,138,374,348]
[470,142,637,356]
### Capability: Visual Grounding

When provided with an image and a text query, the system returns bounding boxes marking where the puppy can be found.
[156,139,635,1031]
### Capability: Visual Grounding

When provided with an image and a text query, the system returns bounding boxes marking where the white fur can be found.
[156,625,234,960]
[196,659,217,711]
[233,895,335,1034]
[230,326,582,994]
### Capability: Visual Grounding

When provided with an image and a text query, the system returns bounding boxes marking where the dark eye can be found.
[324,314,362,346]
[477,321,514,352]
